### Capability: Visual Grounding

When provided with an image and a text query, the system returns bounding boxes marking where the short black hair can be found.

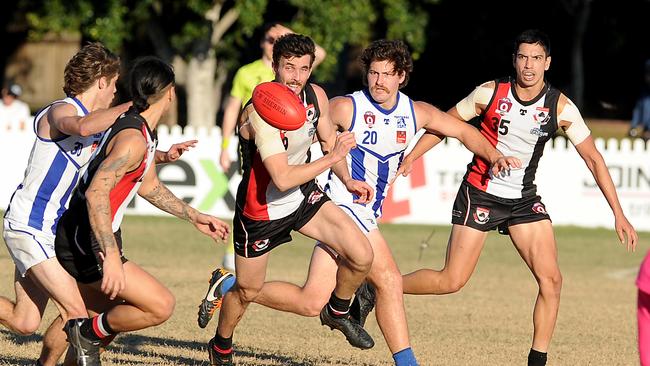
[514,29,551,56]
[272,34,316,67]
[261,22,281,38]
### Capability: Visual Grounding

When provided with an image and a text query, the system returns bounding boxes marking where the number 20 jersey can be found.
[4,97,103,236]
[326,89,417,218]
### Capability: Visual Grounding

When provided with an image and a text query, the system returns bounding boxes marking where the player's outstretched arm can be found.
[417,102,521,175]
[85,130,145,300]
[49,102,131,137]
[138,166,229,242]
[155,139,198,164]
[395,132,443,181]
[574,137,638,251]
[558,94,638,251]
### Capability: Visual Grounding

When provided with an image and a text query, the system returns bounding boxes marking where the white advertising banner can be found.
[1,126,648,231]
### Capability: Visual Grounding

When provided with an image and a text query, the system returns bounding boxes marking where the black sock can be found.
[213,332,233,353]
[528,348,547,366]
[327,292,351,318]
[79,314,115,341]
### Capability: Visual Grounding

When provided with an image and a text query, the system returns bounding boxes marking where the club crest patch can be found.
[473,207,490,224]
[534,107,550,125]
[532,202,547,214]
[364,111,375,128]
[308,190,324,205]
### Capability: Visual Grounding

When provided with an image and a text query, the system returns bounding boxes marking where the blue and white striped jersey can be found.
[4,97,104,236]
[326,89,417,218]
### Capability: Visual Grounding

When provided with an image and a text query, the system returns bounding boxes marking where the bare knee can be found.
[342,233,374,274]
[300,292,329,317]
[145,290,176,326]
[12,317,40,336]
[440,272,469,294]
[235,284,262,304]
[538,271,563,297]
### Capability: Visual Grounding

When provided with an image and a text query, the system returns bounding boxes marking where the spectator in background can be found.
[0,82,31,131]
[629,60,650,141]
[638,251,650,365]
[217,22,326,271]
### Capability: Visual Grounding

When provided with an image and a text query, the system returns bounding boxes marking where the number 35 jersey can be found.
[326,89,417,218]
[4,97,103,236]
[465,77,560,199]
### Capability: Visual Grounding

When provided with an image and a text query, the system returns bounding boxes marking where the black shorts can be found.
[233,180,329,258]
[451,181,551,234]
[55,205,127,284]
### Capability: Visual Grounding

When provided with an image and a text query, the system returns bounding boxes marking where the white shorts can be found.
[3,219,56,276]
[335,202,378,234]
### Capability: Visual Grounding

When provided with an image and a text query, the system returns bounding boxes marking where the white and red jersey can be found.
[71,108,157,232]
[465,77,560,199]
[236,83,321,221]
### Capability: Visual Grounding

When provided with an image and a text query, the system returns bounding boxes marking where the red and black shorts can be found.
[55,204,128,284]
[233,180,329,258]
[451,181,551,234]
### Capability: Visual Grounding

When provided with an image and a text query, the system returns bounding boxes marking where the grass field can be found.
[1,215,648,365]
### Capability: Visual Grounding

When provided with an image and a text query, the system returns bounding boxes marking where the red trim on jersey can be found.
[108,125,149,221]
[242,152,271,220]
[466,82,510,191]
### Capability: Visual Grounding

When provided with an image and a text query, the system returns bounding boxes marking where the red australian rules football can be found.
[252,82,307,131]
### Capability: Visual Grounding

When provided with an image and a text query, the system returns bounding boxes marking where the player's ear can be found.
[545,56,551,71]
[98,76,107,90]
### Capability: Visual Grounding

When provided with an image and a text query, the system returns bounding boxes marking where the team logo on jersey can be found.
[396,130,407,144]
[364,111,376,128]
[497,97,513,115]
[252,239,270,252]
[308,190,324,205]
[532,202,547,214]
[384,118,390,125]
[473,207,490,224]
[395,116,408,129]
[520,108,528,116]
[530,127,549,137]
[306,104,316,123]
[534,107,550,125]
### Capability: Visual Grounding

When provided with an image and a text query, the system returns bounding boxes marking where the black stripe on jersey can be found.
[521,86,560,197]
[73,108,153,203]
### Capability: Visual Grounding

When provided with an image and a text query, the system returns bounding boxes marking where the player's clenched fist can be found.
[331,132,356,161]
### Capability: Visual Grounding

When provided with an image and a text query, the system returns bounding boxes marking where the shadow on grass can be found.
[111,334,330,365]
[0,330,344,366]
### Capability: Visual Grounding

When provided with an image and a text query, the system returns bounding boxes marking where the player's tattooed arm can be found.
[138,165,198,222]
[85,130,146,299]
[138,165,231,242]
[140,179,198,222]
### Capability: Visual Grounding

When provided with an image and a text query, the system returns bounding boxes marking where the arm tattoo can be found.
[142,182,196,221]
[86,150,131,254]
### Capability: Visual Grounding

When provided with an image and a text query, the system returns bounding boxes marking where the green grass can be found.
[1,215,648,365]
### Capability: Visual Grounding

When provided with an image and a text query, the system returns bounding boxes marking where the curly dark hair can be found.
[360,39,413,88]
[63,42,120,97]
[272,33,316,68]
